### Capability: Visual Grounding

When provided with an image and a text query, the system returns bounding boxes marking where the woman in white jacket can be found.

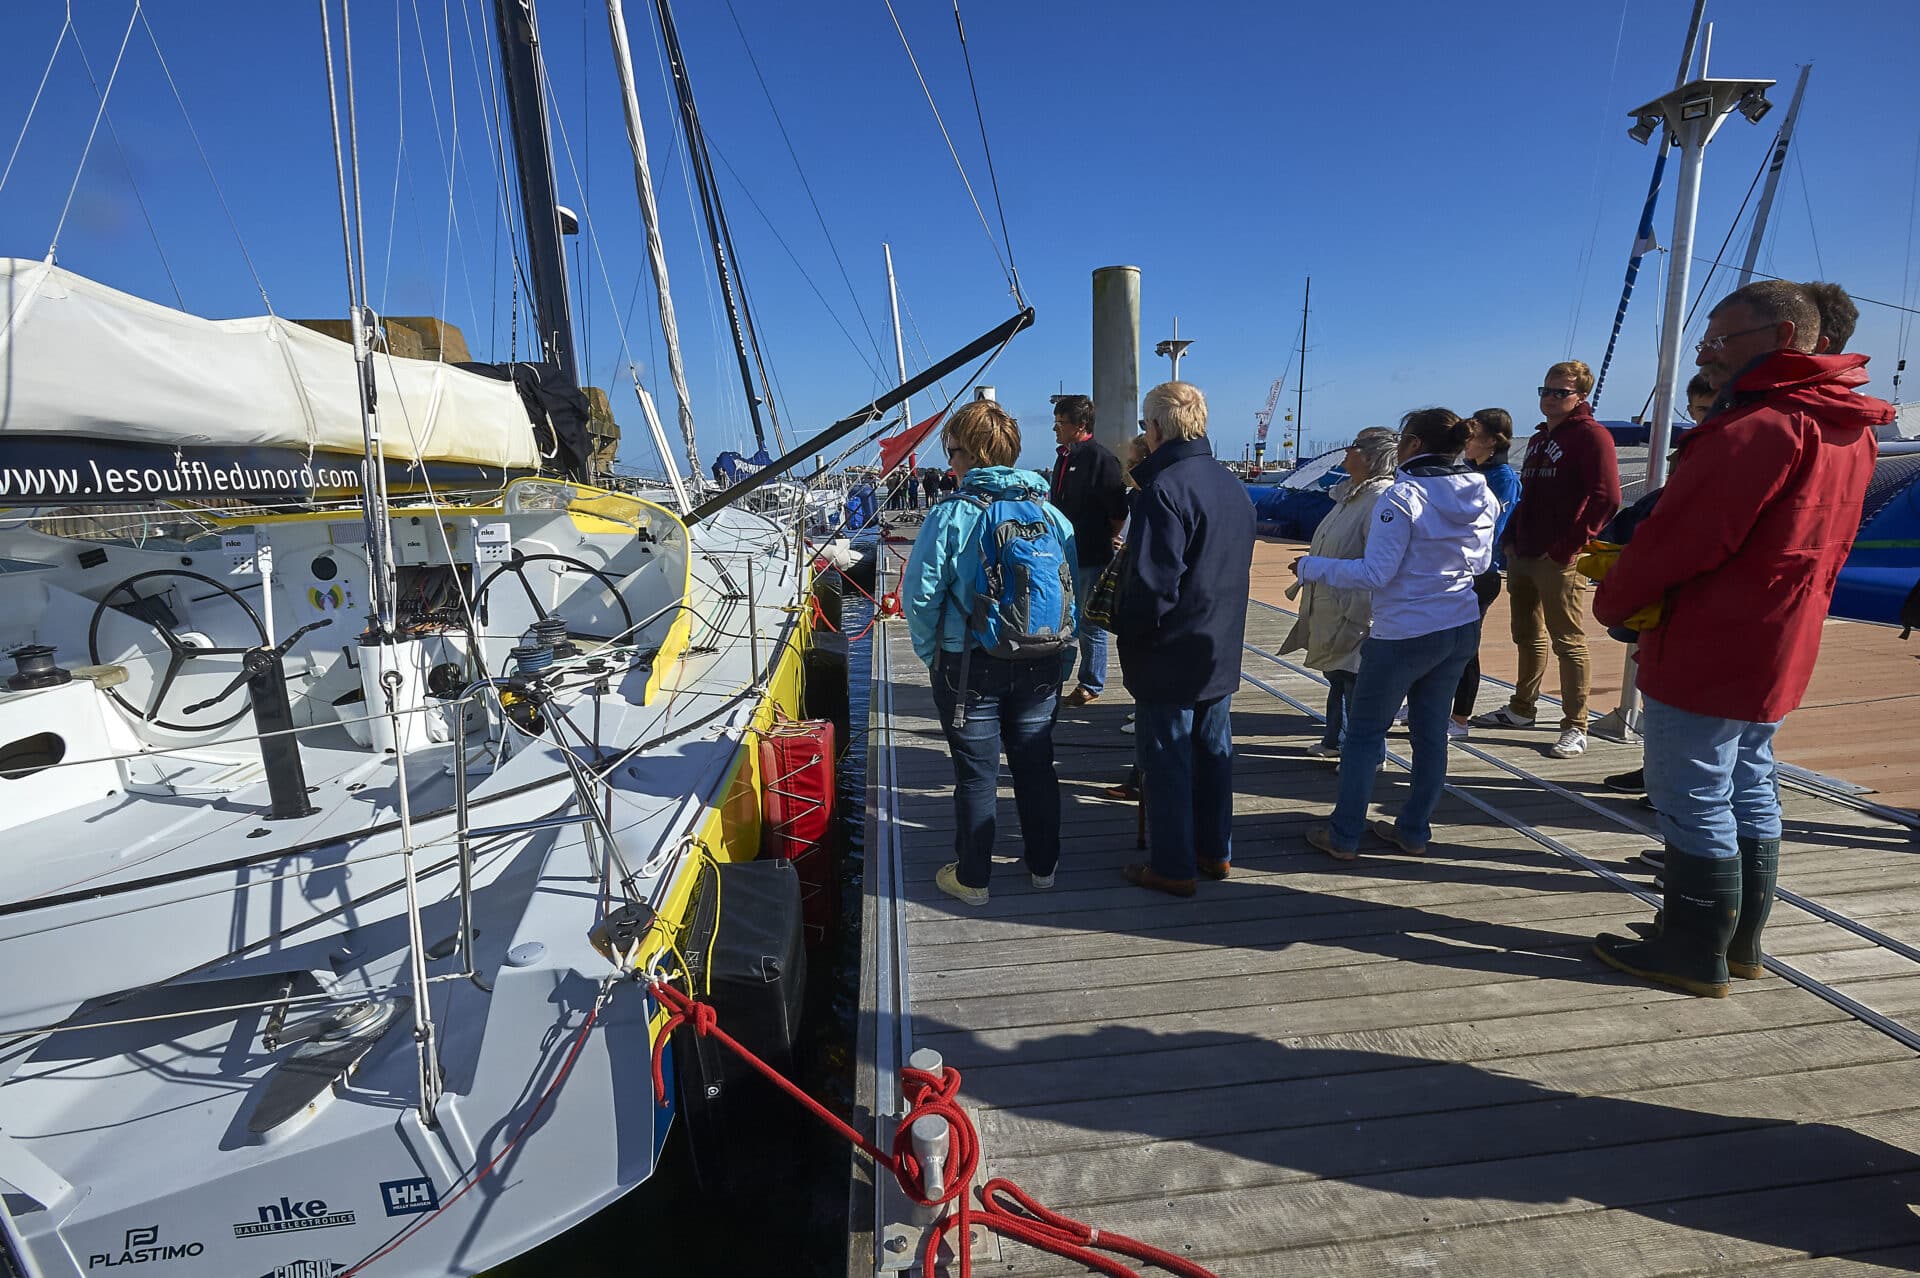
[1294,408,1497,861]
[1281,428,1400,757]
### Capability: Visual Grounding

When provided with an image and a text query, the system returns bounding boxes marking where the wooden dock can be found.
[848,539,1920,1277]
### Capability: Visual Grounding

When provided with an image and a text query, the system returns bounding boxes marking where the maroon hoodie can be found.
[1508,402,1621,563]
[1595,351,1890,723]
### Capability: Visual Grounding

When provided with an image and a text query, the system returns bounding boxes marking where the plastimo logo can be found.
[86,1226,205,1268]
[233,1197,357,1238]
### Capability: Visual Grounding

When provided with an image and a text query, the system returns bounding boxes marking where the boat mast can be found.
[605,0,701,481]
[652,0,783,457]
[492,0,579,383]
[884,243,911,444]
[1735,63,1812,288]
[1292,276,1308,463]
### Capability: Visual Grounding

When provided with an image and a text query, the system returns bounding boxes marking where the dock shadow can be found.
[920,1019,1920,1269]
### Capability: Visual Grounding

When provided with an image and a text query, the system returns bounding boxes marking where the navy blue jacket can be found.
[1113,437,1256,703]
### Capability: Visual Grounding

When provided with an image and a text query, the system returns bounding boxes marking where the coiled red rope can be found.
[648,979,1215,1278]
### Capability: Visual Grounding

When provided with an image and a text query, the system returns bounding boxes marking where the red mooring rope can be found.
[648,979,1217,1278]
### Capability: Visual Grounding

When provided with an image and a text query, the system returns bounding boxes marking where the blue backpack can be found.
[946,490,1075,727]
[963,492,1077,659]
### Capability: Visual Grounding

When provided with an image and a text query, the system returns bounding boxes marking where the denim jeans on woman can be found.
[929,648,1062,889]
[1640,693,1783,860]
[1072,568,1109,696]
[1321,669,1357,750]
[1329,620,1481,851]
[1135,695,1234,880]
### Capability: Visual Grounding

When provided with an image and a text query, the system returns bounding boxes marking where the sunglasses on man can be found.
[1537,386,1578,400]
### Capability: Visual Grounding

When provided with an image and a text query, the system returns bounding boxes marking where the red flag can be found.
[877,409,945,477]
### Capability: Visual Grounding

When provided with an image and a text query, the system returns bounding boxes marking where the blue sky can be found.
[3,1,1915,476]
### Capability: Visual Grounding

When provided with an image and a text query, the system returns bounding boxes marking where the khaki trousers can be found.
[1504,554,1590,730]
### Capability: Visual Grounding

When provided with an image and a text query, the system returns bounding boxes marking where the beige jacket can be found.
[1280,474,1392,673]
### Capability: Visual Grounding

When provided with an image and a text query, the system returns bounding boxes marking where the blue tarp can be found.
[1246,483,1336,541]
[844,483,878,535]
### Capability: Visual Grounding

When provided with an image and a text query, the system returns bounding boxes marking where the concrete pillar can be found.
[1091,266,1140,462]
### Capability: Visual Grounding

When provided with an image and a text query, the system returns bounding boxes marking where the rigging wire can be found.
[1898,131,1920,384]
[950,0,1023,306]
[704,139,890,383]
[1795,147,1826,280]
[47,2,140,265]
[720,0,893,375]
[878,0,1015,297]
[454,0,531,360]
[378,1,408,310]
[404,0,486,358]
[0,9,73,199]
[1563,0,1632,355]
[68,17,184,308]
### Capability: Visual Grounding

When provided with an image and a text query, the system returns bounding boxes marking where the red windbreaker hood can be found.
[1723,350,1895,437]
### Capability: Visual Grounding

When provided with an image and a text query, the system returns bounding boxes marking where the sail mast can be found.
[491,0,578,383]
[1292,276,1308,463]
[652,0,776,456]
[884,243,911,440]
[605,0,701,480]
[1736,63,1812,288]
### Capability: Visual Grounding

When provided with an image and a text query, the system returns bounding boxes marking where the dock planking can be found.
[857,560,1920,1276]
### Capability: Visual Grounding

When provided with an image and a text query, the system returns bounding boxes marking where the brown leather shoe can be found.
[1121,863,1196,897]
[1368,818,1427,856]
[1100,781,1141,802]
[1198,858,1230,881]
[1062,685,1100,708]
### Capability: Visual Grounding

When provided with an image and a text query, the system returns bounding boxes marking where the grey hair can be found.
[1349,427,1400,482]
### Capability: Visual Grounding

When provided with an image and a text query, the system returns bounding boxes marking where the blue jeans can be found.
[1330,621,1481,851]
[1321,669,1357,750]
[1641,694,1782,860]
[1072,567,1108,695]
[1135,695,1234,880]
[930,648,1062,888]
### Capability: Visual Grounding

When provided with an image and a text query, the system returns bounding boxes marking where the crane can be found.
[1252,376,1286,473]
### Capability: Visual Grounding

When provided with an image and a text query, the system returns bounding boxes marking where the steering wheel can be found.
[472,552,636,644]
[88,570,270,732]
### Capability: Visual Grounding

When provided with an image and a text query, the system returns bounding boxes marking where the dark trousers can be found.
[1451,568,1505,718]
[1322,669,1358,749]
[930,649,1061,889]
[1135,695,1235,880]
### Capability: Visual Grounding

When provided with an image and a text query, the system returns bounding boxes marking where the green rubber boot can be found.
[1594,848,1741,998]
[1727,836,1780,980]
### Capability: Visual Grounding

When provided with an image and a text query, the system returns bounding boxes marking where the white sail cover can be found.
[0,257,539,470]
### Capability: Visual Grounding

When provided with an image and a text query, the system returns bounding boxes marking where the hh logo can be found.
[381,1177,439,1217]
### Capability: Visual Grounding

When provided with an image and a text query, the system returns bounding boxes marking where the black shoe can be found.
[1604,767,1645,793]
[1728,836,1780,980]
[1593,847,1740,998]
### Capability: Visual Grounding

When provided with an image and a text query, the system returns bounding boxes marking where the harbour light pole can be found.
[1596,41,1774,741]
[1154,318,1192,382]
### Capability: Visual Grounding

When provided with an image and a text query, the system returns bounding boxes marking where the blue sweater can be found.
[1113,438,1256,704]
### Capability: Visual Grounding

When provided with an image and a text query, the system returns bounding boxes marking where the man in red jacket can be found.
[1473,360,1620,759]
[1592,280,1891,998]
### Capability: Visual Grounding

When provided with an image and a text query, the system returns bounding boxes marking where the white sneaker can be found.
[1030,871,1056,890]
[1446,720,1470,740]
[1121,720,1135,734]
[935,862,989,906]
[1471,707,1536,729]
[1549,728,1588,759]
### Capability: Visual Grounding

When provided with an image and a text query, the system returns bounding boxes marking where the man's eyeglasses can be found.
[1536,387,1578,400]
[1694,323,1777,355]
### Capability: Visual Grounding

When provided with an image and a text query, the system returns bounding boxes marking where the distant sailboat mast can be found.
[1736,63,1813,288]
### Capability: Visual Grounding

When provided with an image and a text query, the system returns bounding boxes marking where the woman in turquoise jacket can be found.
[900,399,1079,907]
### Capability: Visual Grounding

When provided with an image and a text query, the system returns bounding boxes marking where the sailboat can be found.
[0,2,1027,1275]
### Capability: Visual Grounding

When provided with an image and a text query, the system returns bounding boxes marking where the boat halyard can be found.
[849,532,1920,1277]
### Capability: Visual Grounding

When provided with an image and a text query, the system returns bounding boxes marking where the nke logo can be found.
[87,1226,205,1269]
[380,1177,438,1217]
[233,1197,357,1238]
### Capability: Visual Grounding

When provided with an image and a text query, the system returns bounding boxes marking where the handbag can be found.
[1082,549,1127,630]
